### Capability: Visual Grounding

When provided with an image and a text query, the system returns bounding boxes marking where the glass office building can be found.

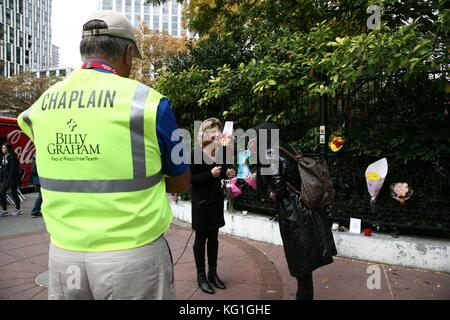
[0,0,53,77]
[96,0,190,37]
[50,44,58,67]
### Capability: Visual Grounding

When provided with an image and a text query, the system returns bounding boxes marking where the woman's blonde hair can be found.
[197,118,222,147]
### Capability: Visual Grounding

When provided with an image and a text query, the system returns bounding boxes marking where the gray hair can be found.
[80,19,133,60]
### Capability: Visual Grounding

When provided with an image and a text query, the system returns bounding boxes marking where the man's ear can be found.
[124,44,133,68]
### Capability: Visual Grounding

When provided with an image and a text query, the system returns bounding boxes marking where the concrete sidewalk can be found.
[0,194,449,300]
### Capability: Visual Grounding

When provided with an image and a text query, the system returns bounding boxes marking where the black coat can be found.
[190,149,232,231]
[262,146,338,277]
[0,154,20,187]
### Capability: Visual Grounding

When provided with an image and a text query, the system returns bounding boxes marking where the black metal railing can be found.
[234,156,450,238]
[326,155,450,238]
[234,71,450,238]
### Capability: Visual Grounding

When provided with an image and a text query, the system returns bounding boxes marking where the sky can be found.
[52,0,98,68]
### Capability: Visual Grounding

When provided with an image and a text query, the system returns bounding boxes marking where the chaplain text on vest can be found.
[41,90,116,110]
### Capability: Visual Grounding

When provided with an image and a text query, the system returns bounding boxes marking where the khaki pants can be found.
[48,236,175,300]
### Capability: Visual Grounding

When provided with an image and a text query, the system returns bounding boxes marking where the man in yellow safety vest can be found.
[18,11,190,300]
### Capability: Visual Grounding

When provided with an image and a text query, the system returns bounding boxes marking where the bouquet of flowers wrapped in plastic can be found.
[390,182,414,205]
[329,132,346,152]
[222,178,242,212]
[365,158,388,205]
[237,150,258,191]
[220,121,233,147]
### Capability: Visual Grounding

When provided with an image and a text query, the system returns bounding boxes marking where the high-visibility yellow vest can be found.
[18,69,173,252]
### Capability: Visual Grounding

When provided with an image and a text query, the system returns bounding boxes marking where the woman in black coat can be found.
[253,122,337,300]
[0,143,22,217]
[191,118,236,294]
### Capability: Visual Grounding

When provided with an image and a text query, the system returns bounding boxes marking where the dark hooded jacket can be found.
[256,122,337,276]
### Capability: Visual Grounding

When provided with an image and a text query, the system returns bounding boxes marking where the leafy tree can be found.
[131,24,188,86]
[146,0,449,161]
[0,72,60,116]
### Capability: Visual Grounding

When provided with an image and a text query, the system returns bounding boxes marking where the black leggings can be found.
[296,272,314,300]
[0,184,20,211]
[193,229,219,274]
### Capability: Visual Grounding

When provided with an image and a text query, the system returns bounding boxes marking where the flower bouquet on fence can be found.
[390,182,414,206]
[365,158,388,209]
[329,132,346,153]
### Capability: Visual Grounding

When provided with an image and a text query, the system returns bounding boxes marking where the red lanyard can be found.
[81,61,118,74]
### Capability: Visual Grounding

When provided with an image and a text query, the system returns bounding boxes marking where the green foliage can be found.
[155,66,212,125]
[150,0,449,161]
[340,74,450,162]
[145,0,184,5]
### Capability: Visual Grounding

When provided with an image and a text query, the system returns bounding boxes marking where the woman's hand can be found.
[226,169,236,179]
[211,166,222,178]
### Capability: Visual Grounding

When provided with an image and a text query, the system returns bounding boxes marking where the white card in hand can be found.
[221,121,234,146]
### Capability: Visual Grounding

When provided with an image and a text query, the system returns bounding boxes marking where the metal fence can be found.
[326,156,450,238]
[234,71,450,238]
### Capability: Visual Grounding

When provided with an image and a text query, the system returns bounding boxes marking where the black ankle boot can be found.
[208,269,226,290]
[197,272,215,294]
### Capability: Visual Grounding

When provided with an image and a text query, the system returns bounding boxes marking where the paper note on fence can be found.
[349,218,362,234]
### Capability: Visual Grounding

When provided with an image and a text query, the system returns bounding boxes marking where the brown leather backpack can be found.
[276,146,336,208]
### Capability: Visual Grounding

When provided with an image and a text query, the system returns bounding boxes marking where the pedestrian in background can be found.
[30,157,42,218]
[0,143,22,217]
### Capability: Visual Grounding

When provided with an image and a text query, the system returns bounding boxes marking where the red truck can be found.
[0,116,35,188]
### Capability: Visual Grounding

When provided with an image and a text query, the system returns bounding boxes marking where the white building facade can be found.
[31,66,73,78]
[0,0,53,77]
[50,44,59,68]
[96,0,190,37]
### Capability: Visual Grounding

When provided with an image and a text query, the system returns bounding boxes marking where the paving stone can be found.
[1,222,449,300]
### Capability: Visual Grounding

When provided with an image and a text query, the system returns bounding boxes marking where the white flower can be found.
[393,183,409,198]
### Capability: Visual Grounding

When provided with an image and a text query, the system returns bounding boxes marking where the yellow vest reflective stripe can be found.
[17,69,173,252]
[38,173,163,193]
[130,84,149,178]
[21,107,34,140]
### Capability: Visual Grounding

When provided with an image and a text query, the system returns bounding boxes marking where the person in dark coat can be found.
[0,143,22,217]
[30,157,43,218]
[191,118,236,294]
[253,122,337,300]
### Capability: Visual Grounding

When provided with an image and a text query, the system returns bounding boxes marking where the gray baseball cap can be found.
[82,10,142,59]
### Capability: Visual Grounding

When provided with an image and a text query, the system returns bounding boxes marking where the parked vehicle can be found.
[0,116,35,188]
